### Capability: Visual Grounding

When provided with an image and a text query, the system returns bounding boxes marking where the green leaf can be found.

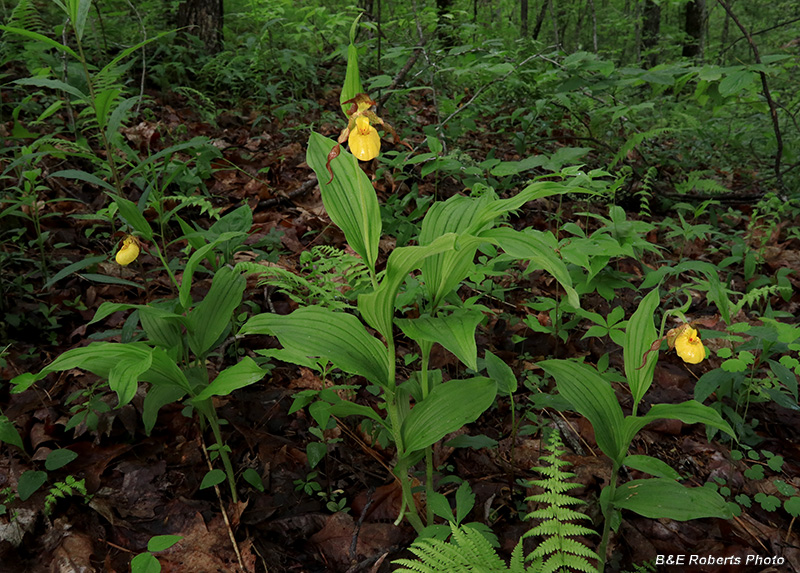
[108,193,153,240]
[490,155,546,177]
[623,454,680,480]
[480,227,579,308]
[242,468,264,492]
[45,449,79,471]
[178,231,246,309]
[18,470,47,501]
[199,469,226,489]
[307,441,327,469]
[191,357,266,402]
[307,131,381,272]
[142,384,186,435]
[400,377,497,453]
[539,359,625,463]
[147,535,183,553]
[455,482,475,525]
[130,552,161,573]
[14,77,87,101]
[359,233,481,342]
[0,416,24,450]
[109,347,153,407]
[187,266,246,358]
[341,35,364,112]
[624,289,660,408]
[614,479,733,520]
[785,496,800,517]
[240,307,389,388]
[94,88,122,130]
[0,25,79,58]
[719,69,756,97]
[43,255,106,289]
[621,401,736,447]
[484,350,517,395]
[395,309,483,370]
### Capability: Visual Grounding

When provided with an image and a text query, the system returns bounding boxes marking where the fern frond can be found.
[393,523,510,572]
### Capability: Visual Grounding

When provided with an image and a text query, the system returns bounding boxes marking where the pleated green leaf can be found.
[192,357,266,402]
[240,307,389,388]
[623,289,660,407]
[401,377,497,453]
[539,359,625,463]
[481,227,579,308]
[187,266,246,358]
[614,478,733,520]
[307,131,381,273]
[396,309,484,371]
[622,400,736,447]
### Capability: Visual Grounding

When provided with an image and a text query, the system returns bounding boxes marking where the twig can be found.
[377,46,424,108]
[349,493,374,562]
[257,177,318,209]
[716,0,784,189]
[200,436,246,572]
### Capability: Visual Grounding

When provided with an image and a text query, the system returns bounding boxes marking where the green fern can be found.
[675,171,731,195]
[256,245,371,310]
[44,475,89,516]
[636,166,657,217]
[524,429,600,573]
[393,429,599,573]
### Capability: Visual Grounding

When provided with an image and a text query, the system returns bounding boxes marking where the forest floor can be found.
[2,91,800,573]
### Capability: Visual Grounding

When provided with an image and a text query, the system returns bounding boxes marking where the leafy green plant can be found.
[393,428,600,572]
[130,535,183,573]
[540,289,736,571]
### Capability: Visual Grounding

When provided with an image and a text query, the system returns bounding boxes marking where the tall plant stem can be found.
[385,336,425,532]
[596,461,620,573]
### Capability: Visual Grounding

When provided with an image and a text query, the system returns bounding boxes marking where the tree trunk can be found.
[587,0,598,52]
[682,0,705,60]
[521,0,529,37]
[436,0,455,46]
[640,0,661,68]
[177,0,222,54]
[532,1,548,40]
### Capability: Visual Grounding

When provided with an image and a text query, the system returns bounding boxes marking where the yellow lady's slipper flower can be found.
[348,115,381,161]
[115,235,140,266]
[674,326,705,364]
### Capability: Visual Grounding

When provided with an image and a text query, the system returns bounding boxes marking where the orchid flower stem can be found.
[596,461,620,573]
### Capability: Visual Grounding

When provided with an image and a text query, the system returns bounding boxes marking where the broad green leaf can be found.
[240,307,389,388]
[106,96,139,144]
[108,193,153,240]
[395,309,484,370]
[719,69,756,97]
[0,25,79,58]
[192,357,266,402]
[18,470,47,501]
[187,266,246,358]
[199,469,226,489]
[94,87,121,130]
[401,377,497,453]
[45,449,79,471]
[484,350,517,395]
[359,234,483,342]
[480,227,579,308]
[242,468,264,492]
[130,552,160,573]
[147,535,183,552]
[490,155,546,177]
[307,441,327,469]
[14,77,87,101]
[0,416,24,450]
[614,478,733,520]
[624,289,660,408]
[109,347,152,406]
[142,384,186,435]
[539,359,625,463]
[178,231,246,309]
[43,255,106,289]
[622,400,736,447]
[140,307,184,351]
[307,132,381,273]
[455,482,475,525]
[328,400,385,425]
[68,0,92,41]
[623,454,681,480]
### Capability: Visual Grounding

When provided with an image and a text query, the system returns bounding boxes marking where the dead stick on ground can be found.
[200,436,247,572]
